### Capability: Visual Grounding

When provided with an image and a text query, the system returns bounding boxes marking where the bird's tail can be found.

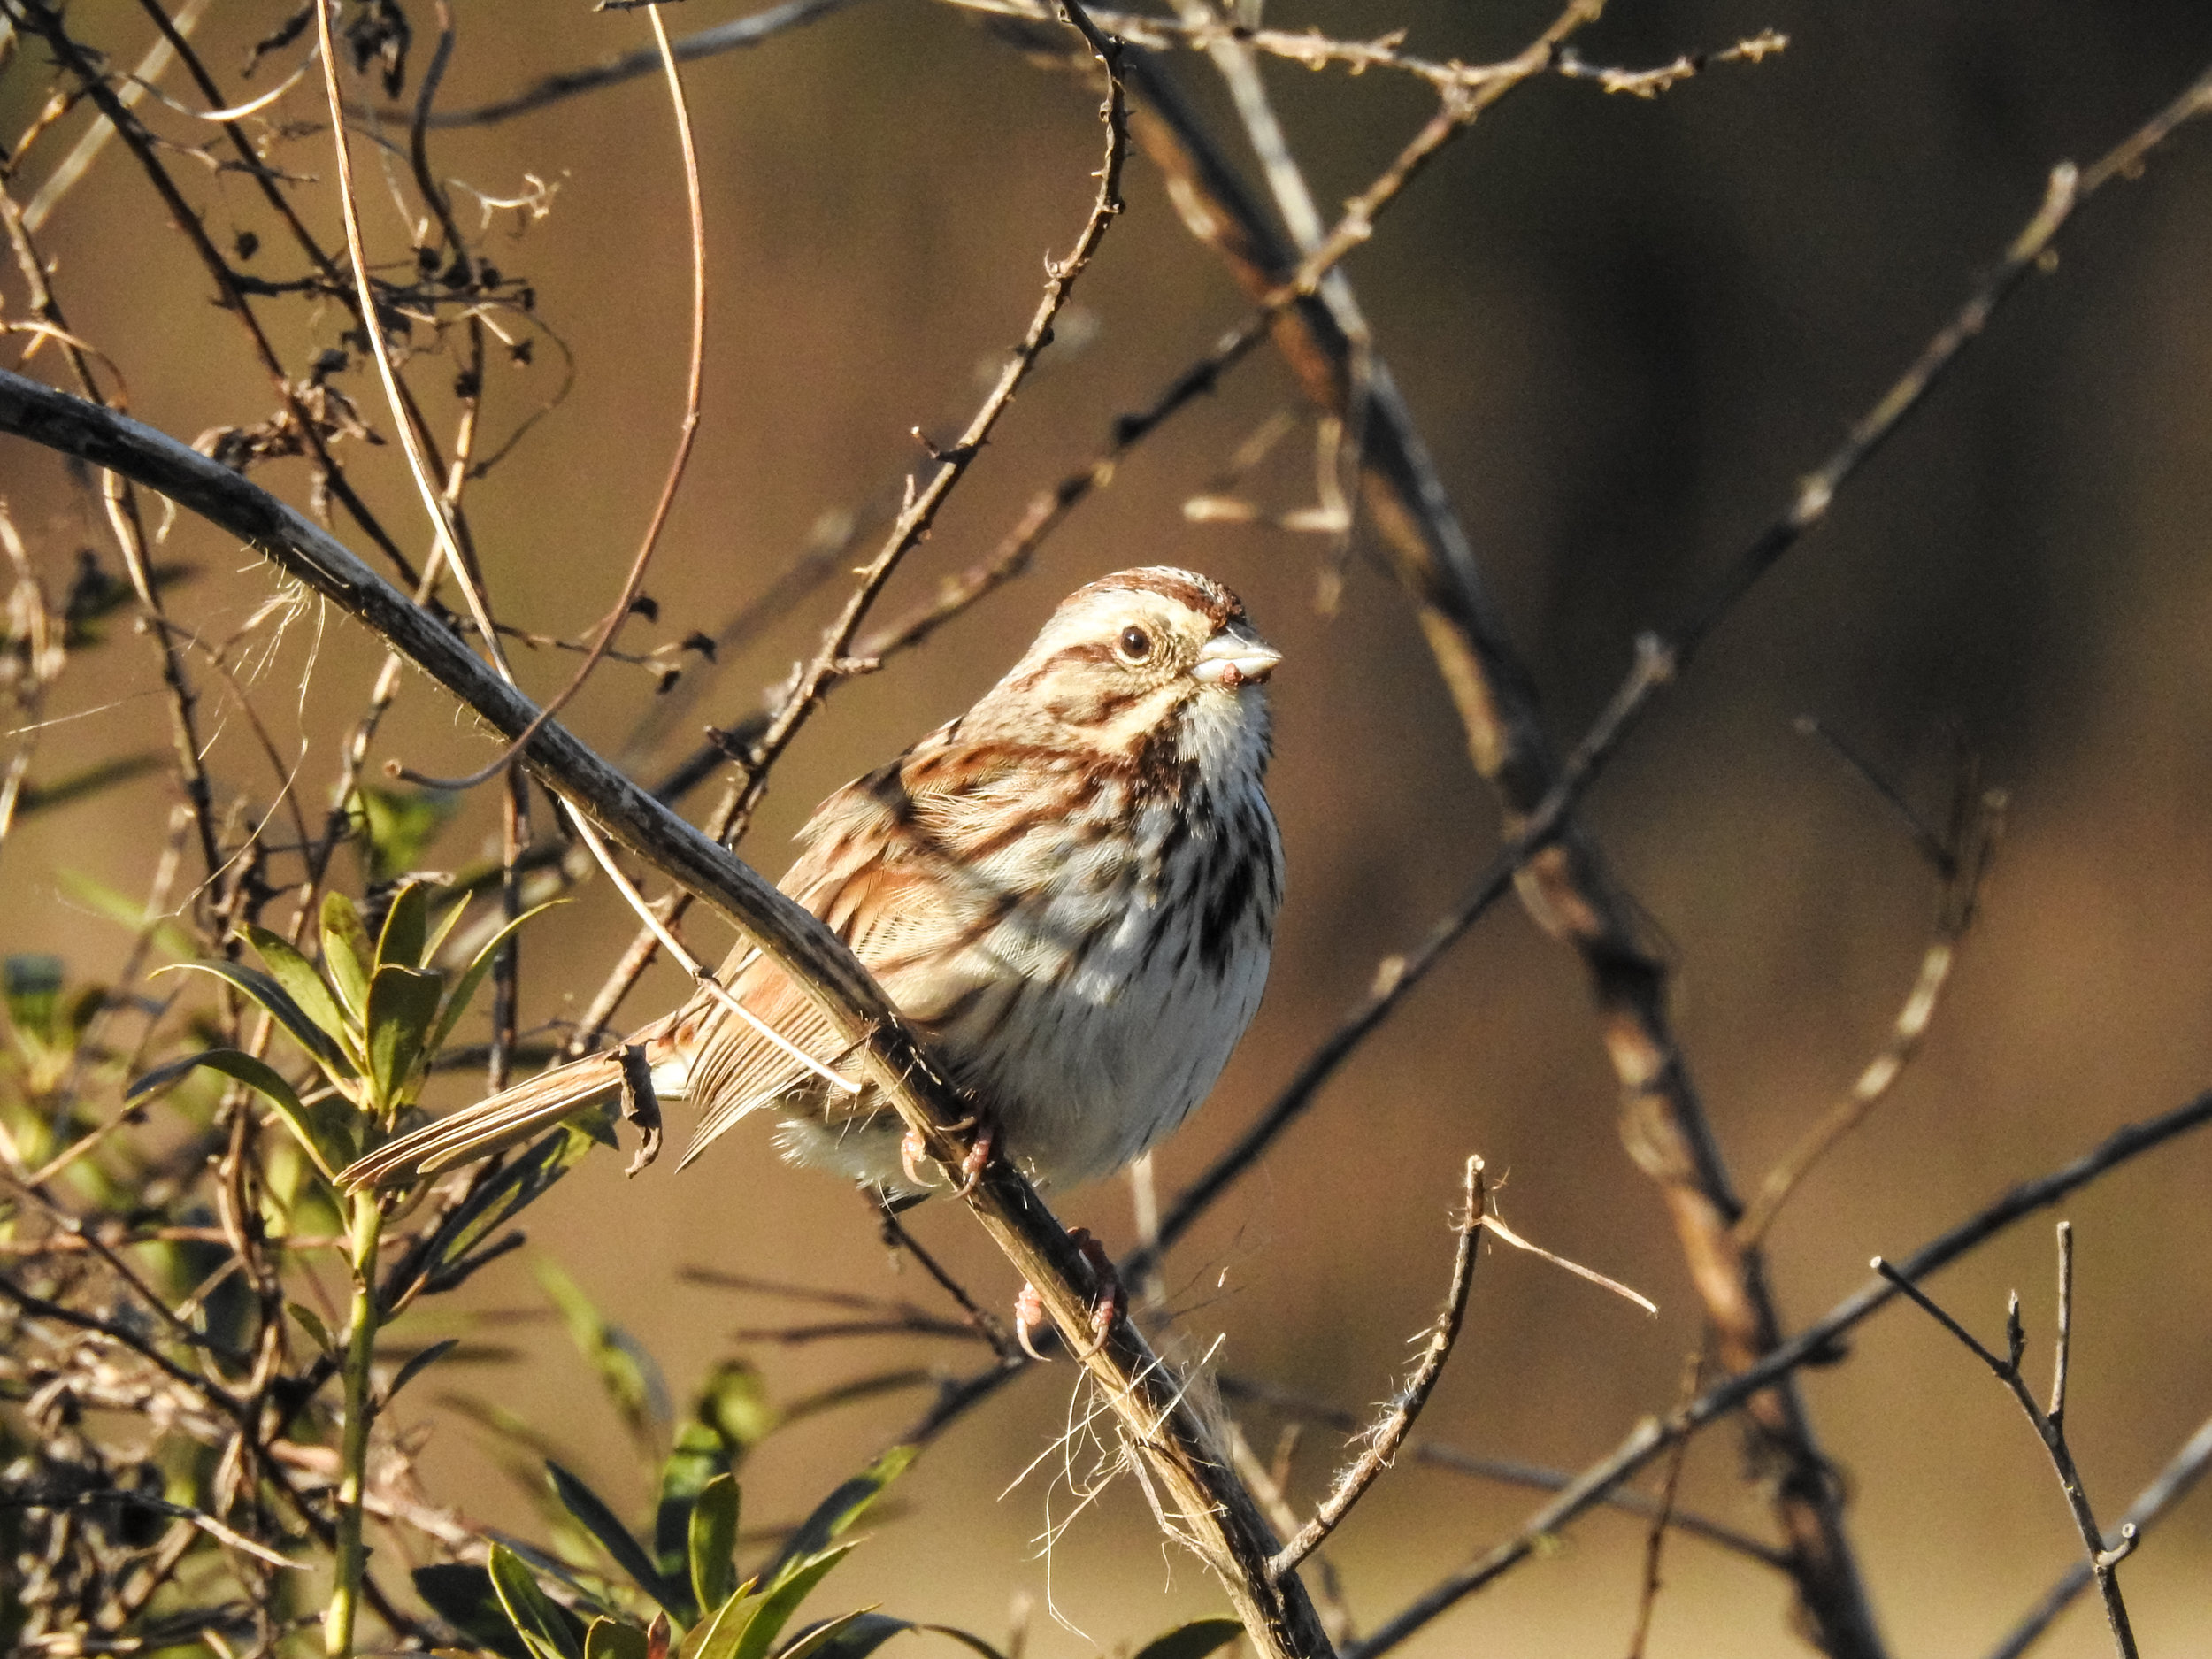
[338,1051,630,1188]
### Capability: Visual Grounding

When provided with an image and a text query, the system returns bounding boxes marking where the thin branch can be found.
[311,0,513,687]
[1345,1091,2212,1658]
[1984,1413,2212,1659]
[401,0,706,790]
[1269,1157,1484,1579]
[1874,1230,2138,1658]
[1736,780,2006,1246]
[405,0,871,127]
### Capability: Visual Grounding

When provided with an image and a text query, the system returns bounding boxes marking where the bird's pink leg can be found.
[1013,1226,1123,1360]
[897,1111,996,1194]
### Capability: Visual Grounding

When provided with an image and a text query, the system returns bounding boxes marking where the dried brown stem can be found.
[1269,1156,1484,1579]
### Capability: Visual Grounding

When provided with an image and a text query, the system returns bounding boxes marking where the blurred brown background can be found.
[5,0,2212,1651]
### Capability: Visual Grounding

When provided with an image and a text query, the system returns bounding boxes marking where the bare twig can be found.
[1983,1413,2212,1659]
[1737,776,2007,1246]
[401,0,706,789]
[1217,1374,1786,1571]
[1344,1090,2212,1657]
[1873,1228,2138,1657]
[404,0,871,127]
[1269,1157,1484,1580]
[312,0,512,687]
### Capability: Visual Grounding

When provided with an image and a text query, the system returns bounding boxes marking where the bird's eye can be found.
[1116,625,1153,664]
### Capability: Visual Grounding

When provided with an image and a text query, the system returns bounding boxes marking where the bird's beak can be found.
[1192,625,1282,688]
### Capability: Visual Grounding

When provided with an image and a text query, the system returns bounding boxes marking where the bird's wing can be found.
[338,1048,633,1187]
[672,731,1030,1165]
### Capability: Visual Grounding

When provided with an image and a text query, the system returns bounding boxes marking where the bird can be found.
[340,567,1285,1228]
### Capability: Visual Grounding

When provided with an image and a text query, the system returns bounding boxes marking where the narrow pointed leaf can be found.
[419,1123,598,1278]
[425,886,475,962]
[687,1473,739,1620]
[768,1611,875,1659]
[488,1540,587,1659]
[387,1337,459,1402]
[763,1447,916,1588]
[414,1563,533,1659]
[1130,1620,1243,1659]
[585,1618,651,1659]
[154,961,355,1079]
[732,1546,853,1659]
[126,1047,344,1178]
[367,963,444,1107]
[549,1461,686,1615]
[679,1586,762,1659]
[287,1301,335,1357]
[378,879,434,971]
[242,923,353,1042]
[322,891,373,1019]
[431,898,569,1056]
[776,1616,1004,1659]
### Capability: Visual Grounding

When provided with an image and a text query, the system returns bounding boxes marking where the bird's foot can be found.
[899,1114,995,1195]
[1013,1227,1123,1362]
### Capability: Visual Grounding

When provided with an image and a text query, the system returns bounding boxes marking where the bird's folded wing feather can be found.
[338,1049,631,1187]
[676,741,1027,1164]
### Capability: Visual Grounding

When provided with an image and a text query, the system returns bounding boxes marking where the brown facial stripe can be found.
[1084,567,1240,625]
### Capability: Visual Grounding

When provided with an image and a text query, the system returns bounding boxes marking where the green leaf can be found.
[654,1422,724,1598]
[488,1540,588,1659]
[776,1616,1003,1659]
[366,963,444,1108]
[585,1617,651,1659]
[680,1586,762,1659]
[414,1563,533,1659]
[242,924,356,1044]
[126,1047,346,1179]
[387,1337,459,1402]
[4,954,63,1048]
[355,783,458,885]
[377,879,434,972]
[549,1462,686,1616]
[763,1447,916,1590]
[12,752,160,818]
[695,1361,778,1458]
[534,1258,669,1442]
[732,1545,852,1659]
[416,1123,597,1286]
[425,885,475,962]
[429,898,569,1057]
[687,1473,740,1620]
[321,891,373,1020]
[1130,1619,1244,1659]
[54,869,194,959]
[157,959,356,1079]
[287,1301,336,1357]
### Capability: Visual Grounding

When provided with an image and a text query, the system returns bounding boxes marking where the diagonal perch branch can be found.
[0,366,1335,1659]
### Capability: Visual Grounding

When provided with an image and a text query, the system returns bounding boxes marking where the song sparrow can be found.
[342,567,1284,1204]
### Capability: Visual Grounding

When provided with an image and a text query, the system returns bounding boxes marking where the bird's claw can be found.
[1011,1226,1123,1362]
